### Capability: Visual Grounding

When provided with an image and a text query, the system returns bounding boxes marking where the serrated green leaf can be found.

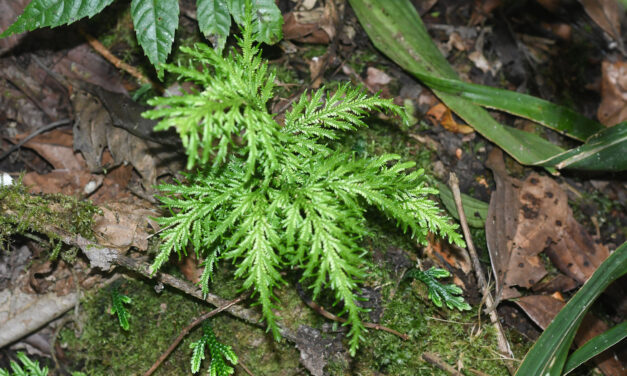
[227,0,281,43]
[189,338,206,373]
[0,0,114,37]
[250,0,282,44]
[197,0,231,51]
[16,352,47,376]
[131,0,179,79]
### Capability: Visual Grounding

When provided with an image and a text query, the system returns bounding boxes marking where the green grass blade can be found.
[416,73,604,141]
[437,182,488,228]
[536,122,627,171]
[515,241,627,376]
[348,0,566,166]
[563,321,627,375]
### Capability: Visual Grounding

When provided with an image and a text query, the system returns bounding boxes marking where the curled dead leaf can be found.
[427,103,474,134]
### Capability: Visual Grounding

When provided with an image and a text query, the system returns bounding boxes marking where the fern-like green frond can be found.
[148,8,464,356]
[406,267,471,311]
[143,32,282,172]
[224,193,285,339]
[0,352,49,376]
[190,322,237,376]
[284,83,406,137]
[110,288,132,331]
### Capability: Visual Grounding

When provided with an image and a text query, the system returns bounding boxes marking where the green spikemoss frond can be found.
[146,15,464,355]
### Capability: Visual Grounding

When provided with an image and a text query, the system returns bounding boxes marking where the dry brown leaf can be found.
[53,44,129,95]
[468,0,502,26]
[308,56,327,89]
[71,90,159,187]
[580,0,623,44]
[283,11,330,44]
[426,103,474,134]
[365,67,392,93]
[283,1,337,44]
[485,149,609,301]
[16,129,86,171]
[93,201,157,251]
[23,169,103,196]
[446,32,468,52]
[597,60,627,126]
[14,128,105,195]
[423,233,472,274]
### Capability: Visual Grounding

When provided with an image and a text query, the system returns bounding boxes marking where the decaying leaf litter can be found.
[0,0,626,375]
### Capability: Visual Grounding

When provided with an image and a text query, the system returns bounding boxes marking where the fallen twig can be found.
[448,173,516,375]
[422,351,464,375]
[78,27,162,92]
[143,294,249,376]
[0,118,72,162]
[25,222,303,346]
[296,283,409,341]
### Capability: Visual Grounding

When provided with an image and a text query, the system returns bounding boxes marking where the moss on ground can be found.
[59,277,302,375]
[0,183,100,254]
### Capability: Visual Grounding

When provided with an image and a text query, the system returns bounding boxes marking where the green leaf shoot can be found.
[190,322,237,376]
[110,288,132,331]
[406,267,471,311]
[145,9,464,355]
[0,352,48,376]
[1,0,283,78]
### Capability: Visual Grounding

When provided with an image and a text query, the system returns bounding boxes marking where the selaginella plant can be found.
[142,10,465,355]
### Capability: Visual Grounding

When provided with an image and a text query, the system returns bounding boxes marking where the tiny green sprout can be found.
[406,267,471,311]
[111,288,132,331]
[190,322,237,376]
[0,352,48,376]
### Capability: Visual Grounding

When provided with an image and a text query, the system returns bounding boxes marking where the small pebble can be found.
[0,172,13,186]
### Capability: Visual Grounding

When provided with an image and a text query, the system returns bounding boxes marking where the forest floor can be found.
[0,0,626,375]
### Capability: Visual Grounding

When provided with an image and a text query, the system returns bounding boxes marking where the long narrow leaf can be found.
[415,73,604,141]
[536,122,627,171]
[348,0,567,166]
[515,241,627,376]
[563,321,627,375]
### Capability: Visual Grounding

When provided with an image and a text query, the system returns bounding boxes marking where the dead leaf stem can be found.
[448,173,516,374]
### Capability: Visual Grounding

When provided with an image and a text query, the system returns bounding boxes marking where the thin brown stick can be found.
[5,219,303,345]
[0,118,72,161]
[296,283,409,340]
[77,27,161,92]
[143,294,249,376]
[448,173,516,375]
[237,361,255,376]
[422,352,464,375]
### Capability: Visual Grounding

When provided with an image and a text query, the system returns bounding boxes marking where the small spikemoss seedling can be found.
[143,10,465,355]
[190,322,237,376]
[110,288,132,331]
